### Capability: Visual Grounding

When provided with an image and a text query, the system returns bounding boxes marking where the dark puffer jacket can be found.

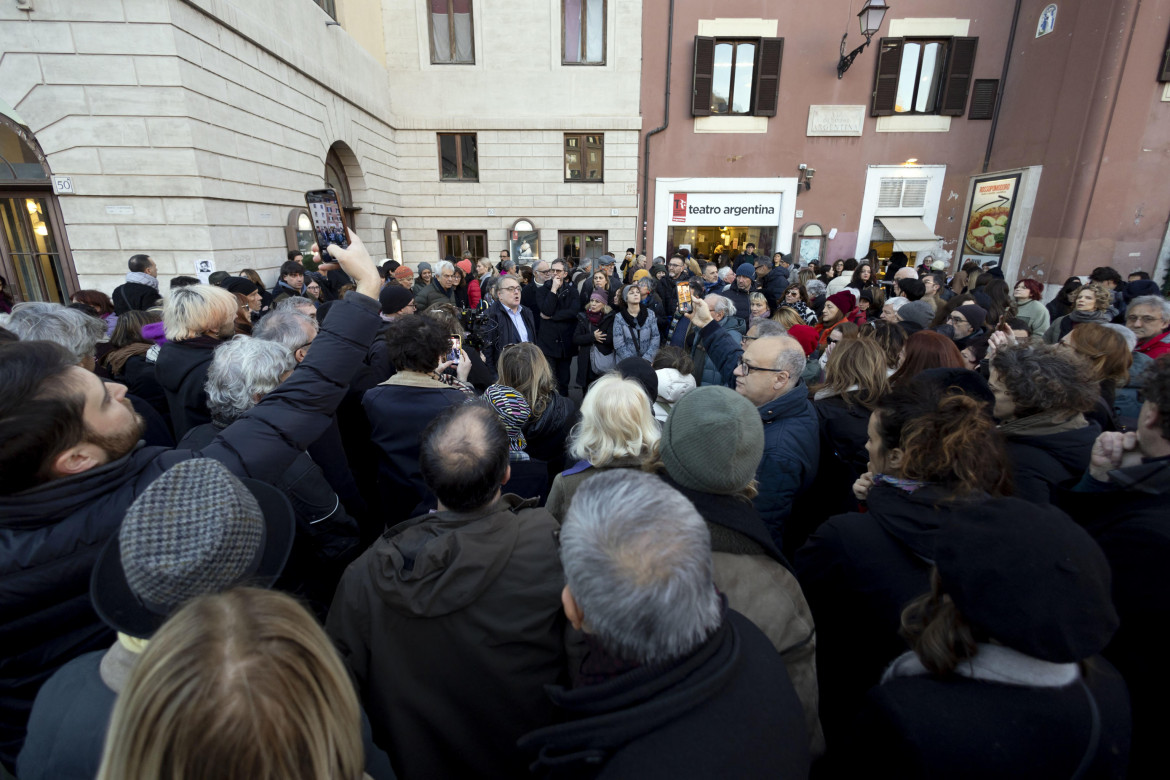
[154,337,220,439]
[1002,421,1100,505]
[0,294,381,769]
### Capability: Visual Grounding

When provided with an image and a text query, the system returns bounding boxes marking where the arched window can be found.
[286,208,315,257]
[383,217,402,261]
[510,218,539,262]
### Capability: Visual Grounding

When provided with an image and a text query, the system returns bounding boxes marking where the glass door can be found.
[558,231,608,265]
[0,194,71,303]
[438,230,487,259]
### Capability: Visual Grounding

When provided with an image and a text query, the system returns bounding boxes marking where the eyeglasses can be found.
[737,357,787,375]
[551,269,567,275]
[948,315,968,325]
[498,284,521,292]
[1127,314,1161,324]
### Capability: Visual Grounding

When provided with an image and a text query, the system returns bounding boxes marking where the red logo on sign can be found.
[672,193,688,223]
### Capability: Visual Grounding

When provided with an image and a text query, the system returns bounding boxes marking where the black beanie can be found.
[617,357,658,408]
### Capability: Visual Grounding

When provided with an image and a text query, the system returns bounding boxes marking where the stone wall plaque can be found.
[807,105,866,137]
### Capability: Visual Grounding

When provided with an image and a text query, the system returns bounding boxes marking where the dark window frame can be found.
[691,36,783,118]
[438,229,488,258]
[562,0,607,66]
[311,0,337,21]
[871,36,978,118]
[563,133,604,182]
[712,38,758,117]
[893,38,950,116]
[428,0,476,65]
[437,133,479,182]
[558,230,609,264]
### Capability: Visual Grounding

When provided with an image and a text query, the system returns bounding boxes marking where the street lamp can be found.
[837,0,890,79]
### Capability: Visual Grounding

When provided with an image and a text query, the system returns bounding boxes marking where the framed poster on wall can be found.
[794,223,826,266]
[962,174,1021,265]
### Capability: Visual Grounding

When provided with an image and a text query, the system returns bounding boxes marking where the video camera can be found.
[458,306,497,352]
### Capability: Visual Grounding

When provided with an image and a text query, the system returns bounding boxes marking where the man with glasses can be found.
[684,297,819,549]
[535,259,580,395]
[658,255,692,319]
[521,260,552,317]
[483,276,535,373]
[414,260,457,312]
[497,248,510,273]
[1127,295,1170,360]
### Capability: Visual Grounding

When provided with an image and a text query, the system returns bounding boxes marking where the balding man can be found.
[686,297,819,549]
[327,403,565,780]
[891,265,918,298]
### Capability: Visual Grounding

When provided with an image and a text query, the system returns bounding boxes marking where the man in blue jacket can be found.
[0,232,382,771]
[685,297,819,549]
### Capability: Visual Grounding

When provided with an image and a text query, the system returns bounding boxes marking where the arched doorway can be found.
[0,115,77,303]
[323,143,366,239]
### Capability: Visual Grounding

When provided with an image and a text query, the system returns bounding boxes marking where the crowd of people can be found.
[1,233,1169,779]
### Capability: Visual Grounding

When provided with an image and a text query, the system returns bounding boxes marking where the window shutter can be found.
[1160,27,1170,82]
[940,37,978,116]
[692,36,716,117]
[968,78,998,119]
[871,38,903,117]
[753,38,784,117]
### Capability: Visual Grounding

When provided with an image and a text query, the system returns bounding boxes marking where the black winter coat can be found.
[524,392,579,478]
[110,281,161,314]
[154,337,219,439]
[111,353,169,423]
[1002,421,1099,505]
[519,609,810,780]
[846,657,1130,779]
[759,268,789,309]
[482,301,536,373]
[572,310,616,388]
[535,280,580,359]
[794,485,1060,749]
[0,295,381,768]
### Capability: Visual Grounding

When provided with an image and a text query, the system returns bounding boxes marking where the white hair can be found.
[434,260,455,276]
[886,296,909,312]
[6,302,105,364]
[1129,295,1170,321]
[1103,322,1138,352]
[758,333,807,377]
[570,374,660,466]
[253,310,317,352]
[205,336,295,423]
[718,267,735,283]
[164,285,237,341]
[561,470,721,665]
[273,297,316,318]
[705,294,736,318]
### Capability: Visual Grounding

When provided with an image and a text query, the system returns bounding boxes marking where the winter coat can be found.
[363,373,467,526]
[1135,328,1170,360]
[1014,298,1051,336]
[1044,309,1114,344]
[519,608,811,780]
[482,301,536,374]
[546,457,644,523]
[523,392,578,478]
[652,368,697,423]
[683,316,744,388]
[722,283,754,319]
[110,280,161,315]
[657,271,691,318]
[180,422,361,618]
[535,280,580,359]
[326,495,567,780]
[663,477,824,757]
[108,351,169,424]
[613,307,660,363]
[0,295,381,768]
[413,279,456,312]
[573,310,616,388]
[758,268,790,309]
[467,278,482,308]
[1057,457,1170,773]
[846,655,1130,779]
[154,337,220,439]
[826,271,853,295]
[578,273,623,311]
[270,280,305,306]
[794,485,1058,748]
[1001,416,1100,504]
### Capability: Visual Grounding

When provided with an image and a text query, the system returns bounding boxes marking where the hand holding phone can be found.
[677,282,693,314]
[305,189,351,254]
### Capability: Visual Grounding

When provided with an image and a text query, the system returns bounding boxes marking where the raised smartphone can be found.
[304,189,351,254]
[447,334,462,364]
[677,282,693,314]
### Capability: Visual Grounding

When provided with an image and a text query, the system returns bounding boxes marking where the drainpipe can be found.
[982,0,1022,173]
[641,0,674,255]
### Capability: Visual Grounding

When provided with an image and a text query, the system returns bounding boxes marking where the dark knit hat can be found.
[379,284,415,315]
[826,291,856,314]
[934,504,1118,662]
[661,386,765,495]
[91,459,294,639]
[735,263,756,281]
[222,277,258,296]
[417,262,432,273]
[955,304,988,330]
[1125,279,1161,299]
[617,357,658,407]
[787,324,819,357]
[898,300,935,329]
[898,278,926,301]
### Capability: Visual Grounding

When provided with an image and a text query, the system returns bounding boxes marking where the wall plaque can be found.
[807,105,866,137]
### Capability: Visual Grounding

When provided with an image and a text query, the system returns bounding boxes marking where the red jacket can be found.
[1136,329,1170,360]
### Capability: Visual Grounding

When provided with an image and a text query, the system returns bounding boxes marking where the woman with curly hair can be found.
[990,343,1101,503]
[1044,283,1113,344]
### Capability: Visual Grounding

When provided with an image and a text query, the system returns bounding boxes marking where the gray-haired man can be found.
[520,470,810,777]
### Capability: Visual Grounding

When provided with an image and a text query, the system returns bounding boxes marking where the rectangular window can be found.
[563,0,605,65]
[312,0,337,20]
[439,230,487,258]
[438,133,478,182]
[559,231,608,264]
[691,37,783,118]
[429,0,474,64]
[872,37,978,117]
[564,134,604,182]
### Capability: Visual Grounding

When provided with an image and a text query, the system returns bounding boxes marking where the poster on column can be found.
[669,192,783,225]
[194,259,215,284]
[962,174,1020,262]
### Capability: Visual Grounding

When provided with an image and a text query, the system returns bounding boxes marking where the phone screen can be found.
[447,335,462,364]
[304,189,351,254]
[677,282,693,313]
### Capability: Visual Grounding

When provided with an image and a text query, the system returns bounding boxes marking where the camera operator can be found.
[482,276,535,375]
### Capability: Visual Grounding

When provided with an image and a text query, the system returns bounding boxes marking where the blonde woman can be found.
[97,588,385,780]
[545,374,660,521]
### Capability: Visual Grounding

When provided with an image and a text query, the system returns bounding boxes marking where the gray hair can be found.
[501,259,517,272]
[273,297,316,318]
[253,310,317,351]
[434,260,455,276]
[758,333,807,377]
[748,320,786,339]
[705,294,736,318]
[561,470,721,665]
[6,302,105,364]
[718,267,735,283]
[1103,323,1138,352]
[990,343,1098,415]
[1128,295,1170,321]
[205,336,295,424]
[805,279,827,298]
[886,296,909,311]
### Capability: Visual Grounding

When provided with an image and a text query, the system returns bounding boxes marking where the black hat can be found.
[91,459,295,639]
[222,277,258,296]
[379,284,415,315]
[934,505,1118,663]
[617,357,658,407]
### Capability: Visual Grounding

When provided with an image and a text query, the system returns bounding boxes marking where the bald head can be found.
[734,334,805,407]
[419,404,510,512]
[894,266,918,282]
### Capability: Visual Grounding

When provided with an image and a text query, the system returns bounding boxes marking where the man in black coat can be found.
[520,470,810,779]
[482,275,535,373]
[657,255,691,318]
[0,236,383,771]
[110,254,163,315]
[535,258,580,395]
[757,255,790,309]
[520,259,551,336]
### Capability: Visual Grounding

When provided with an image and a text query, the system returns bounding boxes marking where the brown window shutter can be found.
[968,78,998,119]
[1160,27,1170,82]
[870,38,903,117]
[692,36,716,117]
[753,38,784,117]
[940,37,978,116]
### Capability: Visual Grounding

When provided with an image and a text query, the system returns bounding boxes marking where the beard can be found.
[87,401,145,463]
